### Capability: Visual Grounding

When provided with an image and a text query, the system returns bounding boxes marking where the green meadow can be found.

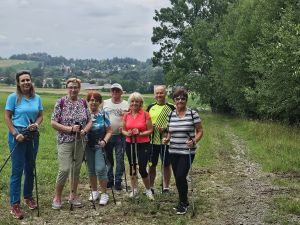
[0,60,39,70]
[0,90,299,224]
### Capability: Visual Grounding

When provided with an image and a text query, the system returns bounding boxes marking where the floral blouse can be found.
[51,96,91,144]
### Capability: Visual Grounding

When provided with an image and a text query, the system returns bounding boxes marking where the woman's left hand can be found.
[27,123,38,131]
[98,139,106,148]
[186,138,195,149]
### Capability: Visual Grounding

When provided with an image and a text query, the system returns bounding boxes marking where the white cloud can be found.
[0,0,170,61]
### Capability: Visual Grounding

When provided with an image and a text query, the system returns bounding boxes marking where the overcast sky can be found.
[0,0,170,61]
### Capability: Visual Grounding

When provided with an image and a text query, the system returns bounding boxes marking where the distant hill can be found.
[0,53,165,94]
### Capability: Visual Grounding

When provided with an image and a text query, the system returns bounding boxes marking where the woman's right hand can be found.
[162,137,170,144]
[72,124,81,133]
[15,134,24,142]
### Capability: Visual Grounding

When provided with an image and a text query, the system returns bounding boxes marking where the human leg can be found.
[148,144,160,189]
[105,139,115,186]
[114,135,125,187]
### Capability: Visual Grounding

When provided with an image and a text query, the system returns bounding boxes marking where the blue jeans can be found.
[105,135,125,184]
[8,131,39,206]
[85,145,108,181]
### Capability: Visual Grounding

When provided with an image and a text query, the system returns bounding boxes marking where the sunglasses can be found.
[174,96,187,101]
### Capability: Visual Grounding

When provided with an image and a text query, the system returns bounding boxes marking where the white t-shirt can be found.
[103,98,129,135]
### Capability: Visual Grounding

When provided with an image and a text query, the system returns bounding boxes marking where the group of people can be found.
[4,70,203,220]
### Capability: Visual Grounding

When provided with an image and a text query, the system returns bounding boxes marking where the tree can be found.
[31,67,44,77]
[53,78,61,89]
[34,78,43,88]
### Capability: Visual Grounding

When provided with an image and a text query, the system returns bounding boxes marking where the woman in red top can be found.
[122,92,154,200]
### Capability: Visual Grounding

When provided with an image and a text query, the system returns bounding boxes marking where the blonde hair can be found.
[128,92,144,108]
[66,77,81,88]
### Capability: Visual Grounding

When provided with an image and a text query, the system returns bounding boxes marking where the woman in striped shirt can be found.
[163,88,203,215]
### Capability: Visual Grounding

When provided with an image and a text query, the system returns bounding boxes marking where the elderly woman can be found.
[86,91,112,205]
[51,78,92,210]
[5,70,43,219]
[163,88,203,215]
[121,92,154,200]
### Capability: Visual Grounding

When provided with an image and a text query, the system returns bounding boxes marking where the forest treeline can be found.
[152,0,299,124]
[1,53,164,93]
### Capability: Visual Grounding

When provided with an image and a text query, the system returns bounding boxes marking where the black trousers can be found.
[170,153,195,204]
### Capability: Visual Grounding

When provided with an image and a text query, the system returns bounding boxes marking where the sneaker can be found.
[24,197,37,210]
[99,193,109,205]
[145,189,155,201]
[88,191,99,201]
[173,202,189,211]
[176,202,188,215]
[129,189,138,198]
[68,198,83,208]
[10,204,24,219]
[143,188,154,195]
[107,181,114,188]
[115,182,123,191]
[52,199,62,210]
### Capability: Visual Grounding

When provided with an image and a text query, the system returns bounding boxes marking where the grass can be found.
[0,90,299,224]
[0,59,39,69]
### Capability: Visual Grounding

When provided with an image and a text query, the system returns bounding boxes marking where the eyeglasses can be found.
[89,98,99,102]
[174,96,187,102]
[67,86,79,90]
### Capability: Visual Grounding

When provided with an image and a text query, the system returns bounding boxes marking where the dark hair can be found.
[172,88,188,101]
[86,91,102,103]
[16,70,35,103]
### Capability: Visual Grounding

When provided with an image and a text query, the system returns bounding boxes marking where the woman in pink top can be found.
[121,92,154,200]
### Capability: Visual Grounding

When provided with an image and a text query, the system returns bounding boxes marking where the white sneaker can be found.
[129,189,138,198]
[145,189,155,201]
[99,193,109,205]
[89,191,99,201]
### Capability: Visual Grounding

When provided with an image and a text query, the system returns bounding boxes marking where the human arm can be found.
[5,110,24,142]
[186,122,203,149]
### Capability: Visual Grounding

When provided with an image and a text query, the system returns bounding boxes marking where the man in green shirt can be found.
[147,85,175,193]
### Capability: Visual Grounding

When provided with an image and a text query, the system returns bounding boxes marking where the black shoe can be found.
[173,202,189,211]
[107,181,114,188]
[115,183,123,191]
[176,202,188,215]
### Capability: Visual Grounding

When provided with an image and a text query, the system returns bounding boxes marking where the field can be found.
[0,60,39,70]
[0,90,299,225]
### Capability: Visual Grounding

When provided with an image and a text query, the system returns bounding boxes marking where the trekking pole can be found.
[130,135,135,197]
[134,134,138,179]
[187,133,195,217]
[0,142,19,174]
[70,131,77,211]
[81,139,96,210]
[160,133,164,193]
[121,136,128,192]
[102,149,116,204]
[31,137,40,217]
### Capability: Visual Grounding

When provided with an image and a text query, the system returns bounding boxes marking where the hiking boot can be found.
[99,193,109,206]
[88,191,99,201]
[115,182,123,191]
[68,198,83,208]
[24,197,37,210]
[175,202,188,215]
[10,204,24,219]
[107,181,114,188]
[145,189,155,201]
[52,199,62,210]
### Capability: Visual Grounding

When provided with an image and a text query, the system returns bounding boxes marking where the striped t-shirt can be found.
[168,108,201,155]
